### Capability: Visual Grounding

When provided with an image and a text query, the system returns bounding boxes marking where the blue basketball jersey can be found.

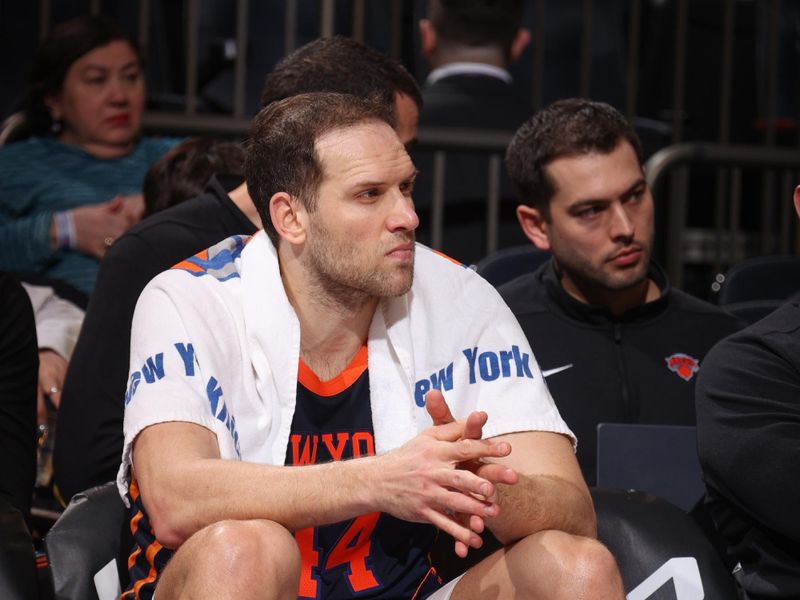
[288,345,443,599]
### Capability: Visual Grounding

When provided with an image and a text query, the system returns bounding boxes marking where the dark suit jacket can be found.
[413,73,531,264]
[419,73,530,130]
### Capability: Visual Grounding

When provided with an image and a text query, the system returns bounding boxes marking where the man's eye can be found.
[399,182,415,195]
[358,189,379,199]
[577,206,602,218]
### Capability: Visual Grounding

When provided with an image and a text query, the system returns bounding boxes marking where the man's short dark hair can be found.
[143,137,245,218]
[506,98,644,219]
[246,92,393,246]
[260,36,422,113]
[428,0,524,55]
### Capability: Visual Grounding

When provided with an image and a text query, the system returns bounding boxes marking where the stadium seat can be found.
[718,255,800,323]
[44,482,127,600]
[474,244,550,287]
[596,423,704,512]
[592,488,738,599]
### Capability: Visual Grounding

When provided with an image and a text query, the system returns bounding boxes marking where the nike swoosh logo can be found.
[541,364,573,378]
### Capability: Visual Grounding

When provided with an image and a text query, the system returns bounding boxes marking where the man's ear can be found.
[510,27,531,63]
[794,185,800,220]
[270,192,306,245]
[419,19,437,58]
[516,204,551,251]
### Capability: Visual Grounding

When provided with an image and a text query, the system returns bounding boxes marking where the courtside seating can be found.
[44,482,126,600]
[474,244,550,288]
[718,255,800,323]
[592,488,738,599]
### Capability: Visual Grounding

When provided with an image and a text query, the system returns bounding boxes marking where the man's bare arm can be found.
[425,391,595,548]
[133,416,514,550]
[482,431,596,545]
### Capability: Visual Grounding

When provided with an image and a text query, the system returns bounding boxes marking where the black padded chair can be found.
[44,482,127,600]
[474,244,550,288]
[596,423,704,513]
[592,488,738,600]
[718,255,800,323]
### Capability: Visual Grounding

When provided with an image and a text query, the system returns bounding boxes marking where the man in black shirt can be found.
[695,189,800,599]
[499,98,742,484]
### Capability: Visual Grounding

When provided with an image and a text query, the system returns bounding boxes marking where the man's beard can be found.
[305,220,415,312]
[554,241,651,295]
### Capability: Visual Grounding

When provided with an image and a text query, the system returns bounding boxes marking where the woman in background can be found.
[0,15,178,296]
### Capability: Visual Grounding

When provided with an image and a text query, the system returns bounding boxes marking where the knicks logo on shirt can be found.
[665,353,700,382]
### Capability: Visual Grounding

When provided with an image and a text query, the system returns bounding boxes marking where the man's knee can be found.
[517,531,623,597]
[197,519,301,588]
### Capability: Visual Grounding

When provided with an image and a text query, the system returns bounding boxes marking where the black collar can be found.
[540,258,671,325]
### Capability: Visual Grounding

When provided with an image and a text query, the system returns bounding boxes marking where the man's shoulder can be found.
[420,76,526,130]
[128,191,224,236]
[697,298,800,409]
[706,297,800,363]
[667,287,744,330]
[169,234,251,282]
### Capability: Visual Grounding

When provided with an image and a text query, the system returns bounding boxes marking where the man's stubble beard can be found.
[305,220,415,313]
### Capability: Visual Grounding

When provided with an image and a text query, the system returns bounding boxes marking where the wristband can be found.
[54,210,76,250]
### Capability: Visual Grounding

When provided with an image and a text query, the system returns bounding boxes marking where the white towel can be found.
[118,232,573,501]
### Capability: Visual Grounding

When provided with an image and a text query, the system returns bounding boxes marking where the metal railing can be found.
[31,0,797,149]
[646,143,800,287]
[414,128,513,254]
[27,0,800,282]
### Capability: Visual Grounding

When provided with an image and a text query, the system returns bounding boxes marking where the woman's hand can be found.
[37,349,68,424]
[71,194,143,258]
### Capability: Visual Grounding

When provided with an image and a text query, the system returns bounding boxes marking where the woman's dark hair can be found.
[24,15,142,136]
[143,138,246,217]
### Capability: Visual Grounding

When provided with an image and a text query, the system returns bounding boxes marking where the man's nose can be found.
[387,192,419,232]
[609,202,635,240]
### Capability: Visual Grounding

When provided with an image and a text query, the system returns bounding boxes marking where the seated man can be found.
[500,98,743,483]
[54,35,423,503]
[118,93,623,599]
[695,188,800,599]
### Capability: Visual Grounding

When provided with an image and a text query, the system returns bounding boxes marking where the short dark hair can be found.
[260,36,422,113]
[142,138,245,217]
[428,0,524,55]
[246,92,393,246]
[24,15,142,136]
[506,98,644,219]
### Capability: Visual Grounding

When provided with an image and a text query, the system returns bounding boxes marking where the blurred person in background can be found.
[0,15,178,296]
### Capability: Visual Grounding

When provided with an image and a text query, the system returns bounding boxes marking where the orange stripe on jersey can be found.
[431,249,464,266]
[132,540,164,598]
[298,345,368,397]
[172,259,204,273]
[127,512,144,570]
[411,566,439,600]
